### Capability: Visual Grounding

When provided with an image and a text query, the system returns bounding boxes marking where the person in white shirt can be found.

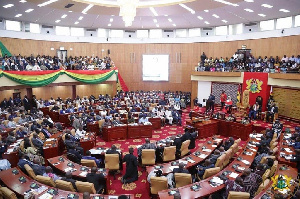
[75,126,86,140]
[100,110,107,117]
[32,62,41,71]
[26,64,33,71]
[157,107,165,126]
[138,114,149,124]
[281,55,288,63]
[165,108,173,125]
[152,106,158,115]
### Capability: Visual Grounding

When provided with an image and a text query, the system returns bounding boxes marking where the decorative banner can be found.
[242,72,270,111]
[0,69,129,91]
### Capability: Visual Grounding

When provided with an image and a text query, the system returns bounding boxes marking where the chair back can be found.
[174,173,192,188]
[260,156,275,164]
[141,149,156,166]
[70,129,76,136]
[234,138,241,145]
[215,154,226,169]
[24,164,37,180]
[0,187,17,199]
[203,167,221,179]
[262,169,270,182]
[272,147,278,155]
[228,191,250,199]
[163,146,176,162]
[255,179,270,196]
[98,119,105,128]
[81,159,97,167]
[36,175,56,187]
[270,142,278,150]
[19,141,25,152]
[13,117,20,123]
[180,140,191,157]
[270,160,278,177]
[105,154,120,170]
[55,179,76,192]
[150,177,168,195]
[75,181,96,194]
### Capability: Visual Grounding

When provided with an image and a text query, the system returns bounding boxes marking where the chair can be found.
[262,169,270,182]
[150,177,168,195]
[105,154,120,179]
[98,119,105,128]
[215,154,226,169]
[180,140,190,157]
[13,117,20,123]
[55,179,76,192]
[75,181,96,194]
[81,159,97,167]
[141,149,156,170]
[174,173,192,188]
[224,149,233,166]
[227,191,250,199]
[255,179,270,196]
[203,167,221,179]
[272,147,278,155]
[19,141,25,152]
[36,175,56,187]
[24,164,37,180]
[234,138,241,145]
[270,160,278,177]
[162,146,176,162]
[260,156,275,164]
[270,142,278,150]
[0,187,17,199]
[3,120,9,127]
[70,129,76,136]
[67,153,80,164]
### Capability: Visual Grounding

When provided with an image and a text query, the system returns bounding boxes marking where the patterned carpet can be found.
[94,107,299,199]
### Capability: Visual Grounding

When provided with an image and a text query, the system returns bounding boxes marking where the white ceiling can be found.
[0,0,299,30]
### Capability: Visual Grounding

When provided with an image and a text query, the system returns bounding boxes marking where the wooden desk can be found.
[49,111,59,122]
[149,117,161,129]
[194,120,219,139]
[158,137,258,199]
[87,121,100,134]
[278,133,297,168]
[2,139,22,167]
[59,113,71,126]
[127,124,153,139]
[80,133,96,155]
[40,107,50,116]
[102,125,127,142]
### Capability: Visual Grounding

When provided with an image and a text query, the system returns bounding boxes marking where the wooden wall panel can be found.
[32,86,73,100]
[1,35,299,93]
[76,84,113,97]
[0,88,27,101]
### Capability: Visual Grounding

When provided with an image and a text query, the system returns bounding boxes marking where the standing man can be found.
[208,93,215,112]
[201,52,207,64]
[220,91,227,110]
[23,95,31,112]
[122,147,138,184]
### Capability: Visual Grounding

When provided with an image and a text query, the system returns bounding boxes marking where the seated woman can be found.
[23,137,45,164]
[225,96,233,113]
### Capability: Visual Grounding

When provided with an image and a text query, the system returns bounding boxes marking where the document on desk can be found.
[241,160,250,165]
[79,171,88,177]
[37,193,52,199]
[199,154,208,159]
[284,148,293,152]
[229,172,239,178]
[89,149,102,154]
[215,139,222,142]
[169,166,179,171]
[178,160,188,165]
[249,148,257,152]
[202,149,212,152]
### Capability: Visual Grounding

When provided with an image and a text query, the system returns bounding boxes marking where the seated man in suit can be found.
[137,138,156,161]
[31,157,46,176]
[173,163,189,174]
[106,144,122,169]
[6,131,16,145]
[61,172,77,191]
[31,132,44,153]
[82,150,101,167]
[64,133,84,155]
[18,154,33,171]
[138,114,149,124]
[223,137,235,151]
[209,150,221,165]
[68,145,82,162]
[196,159,215,180]
[172,109,182,126]
[86,167,106,193]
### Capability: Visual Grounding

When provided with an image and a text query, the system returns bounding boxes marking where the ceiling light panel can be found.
[82,4,94,14]
[244,0,254,2]
[261,4,273,8]
[108,24,111,26]
[3,4,14,8]
[179,4,195,14]
[149,7,158,16]
[204,10,209,12]
[222,20,228,23]
[78,16,83,20]
[214,0,238,7]
[204,21,210,24]
[156,24,159,27]
[173,24,176,26]
[15,14,22,18]
[74,21,79,24]
[197,16,203,20]
[110,18,113,22]
[38,0,59,7]
[20,0,27,3]
[279,9,290,13]
[212,14,219,18]
[258,14,266,17]
[55,20,61,23]
[25,9,34,13]
[168,18,172,22]
[153,19,157,23]
[244,8,254,12]
[61,14,67,18]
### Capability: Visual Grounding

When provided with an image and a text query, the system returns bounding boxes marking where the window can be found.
[137,30,149,38]
[189,28,201,37]
[149,29,162,38]
[295,15,300,27]
[228,25,233,35]
[215,26,227,35]
[176,29,187,37]
[6,20,21,31]
[71,27,84,37]
[236,23,243,34]
[276,16,292,29]
[110,30,123,38]
[30,23,40,33]
[98,28,107,37]
[56,26,70,36]
[260,19,274,31]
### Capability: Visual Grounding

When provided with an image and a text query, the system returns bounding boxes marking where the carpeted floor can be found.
[94,107,299,199]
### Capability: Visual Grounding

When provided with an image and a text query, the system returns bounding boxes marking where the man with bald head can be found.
[137,138,156,160]
[31,157,46,176]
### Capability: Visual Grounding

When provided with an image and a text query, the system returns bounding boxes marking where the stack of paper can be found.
[199,154,207,159]
[241,160,250,165]
[202,149,212,152]
[79,172,88,177]
[229,172,239,178]
[169,166,179,171]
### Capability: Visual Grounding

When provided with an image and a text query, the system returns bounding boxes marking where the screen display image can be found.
[142,55,169,81]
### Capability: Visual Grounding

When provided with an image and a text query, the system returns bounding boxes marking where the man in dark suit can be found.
[122,148,138,184]
[23,95,31,112]
[86,167,106,193]
[172,135,182,154]
[61,172,77,191]
[208,93,215,112]
[64,134,84,154]
[82,150,101,167]
[17,154,33,171]
[31,157,46,176]
[223,137,235,151]
[31,132,44,151]
[173,163,189,174]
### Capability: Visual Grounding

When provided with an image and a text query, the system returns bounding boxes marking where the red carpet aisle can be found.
[94,108,299,199]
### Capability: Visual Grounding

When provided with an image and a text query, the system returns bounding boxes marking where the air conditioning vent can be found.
[202,28,213,31]
[163,30,173,33]
[86,29,97,32]
[42,25,53,29]
[125,30,135,33]
[65,4,74,8]
[245,22,257,27]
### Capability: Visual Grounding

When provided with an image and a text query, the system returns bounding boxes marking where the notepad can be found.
[178,160,188,165]
[169,166,179,171]
[79,172,88,177]
[199,154,208,159]
[229,172,239,178]
[241,160,250,165]
[188,159,195,163]
[215,139,222,142]
[212,145,218,147]
[202,149,212,152]
[284,148,292,152]
[249,148,257,152]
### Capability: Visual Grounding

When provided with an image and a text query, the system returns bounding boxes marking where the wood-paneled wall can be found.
[0,88,27,101]
[1,35,299,92]
[76,84,113,97]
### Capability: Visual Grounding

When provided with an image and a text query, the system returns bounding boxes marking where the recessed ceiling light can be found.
[258,14,266,17]
[168,18,172,22]
[25,9,34,13]
[244,0,254,2]
[153,19,158,23]
[222,20,228,23]
[179,4,195,14]
[164,15,168,17]
[204,10,209,12]
[204,21,210,24]
[261,4,273,8]
[214,0,239,7]
[68,11,73,13]
[244,8,254,12]
[55,20,61,23]
[110,18,113,22]
[61,14,67,18]
[78,16,83,20]
[279,9,290,13]
[172,24,176,27]
[156,24,160,27]
[3,4,14,8]
[111,15,115,16]
[149,7,158,16]
[82,4,94,14]
[38,0,59,7]
[74,21,79,24]
[15,14,22,18]
[212,14,219,18]
[197,16,203,20]
[20,0,27,3]
[108,24,111,26]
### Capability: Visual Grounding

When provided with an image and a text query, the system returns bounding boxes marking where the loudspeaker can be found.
[108,49,110,55]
